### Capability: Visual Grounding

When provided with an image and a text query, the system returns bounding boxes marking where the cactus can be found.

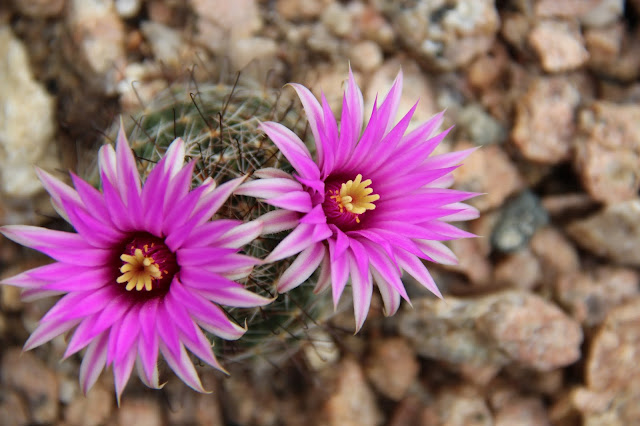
[102,75,335,367]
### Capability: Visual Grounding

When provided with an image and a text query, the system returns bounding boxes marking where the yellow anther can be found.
[117,248,163,292]
[330,174,380,222]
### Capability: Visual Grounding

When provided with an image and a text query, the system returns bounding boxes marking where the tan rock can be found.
[399,290,583,372]
[567,199,640,266]
[453,142,523,212]
[555,266,638,326]
[349,40,383,73]
[191,0,262,53]
[530,226,580,281]
[494,249,542,290]
[511,76,580,164]
[1,348,59,424]
[365,337,419,401]
[117,398,163,426]
[420,385,493,426]
[14,0,65,17]
[275,0,332,21]
[575,101,640,202]
[319,358,383,426]
[529,20,589,72]
[494,397,550,426]
[65,384,114,426]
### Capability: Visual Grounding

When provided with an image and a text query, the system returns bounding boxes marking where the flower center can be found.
[116,236,177,292]
[327,174,380,224]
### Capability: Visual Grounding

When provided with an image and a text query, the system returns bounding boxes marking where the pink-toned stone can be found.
[453,142,523,212]
[14,0,65,17]
[1,349,59,424]
[494,249,542,290]
[319,358,383,426]
[529,20,589,72]
[117,398,163,426]
[555,266,638,326]
[365,337,419,401]
[586,297,640,392]
[511,76,580,164]
[65,384,114,426]
[567,199,640,266]
[420,386,493,426]
[530,226,580,282]
[575,102,640,202]
[494,397,550,426]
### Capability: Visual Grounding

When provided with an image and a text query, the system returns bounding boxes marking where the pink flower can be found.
[237,70,478,331]
[0,128,271,400]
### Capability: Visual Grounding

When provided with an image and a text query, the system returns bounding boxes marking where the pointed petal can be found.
[265,191,313,213]
[258,210,300,234]
[215,220,263,248]
[396,250,443,298]
[277,242,325,292]
[235,178,303,199]
[24,317,82,351]
[349,240,373,332]
[260,122,320,180]
[114,345,137,405]
[159,340,207,393]
[266,223,323,262]
[79,331,109,394]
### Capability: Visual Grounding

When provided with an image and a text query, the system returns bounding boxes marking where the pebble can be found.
[191,0,263,53]
[275,0,331,21]
[575,101,640,203]
[319,358,383,426]
[67,0,127,94]
[491,191,549,253]
[321,2,353,38]
[1,348,59,424]
[0,390,30,426]
[494,397,550,426]
[115,0,142,18]
[494,249,542,290]
[555,266,638,326]
[365,337,419,401]
[64,384,114,426]
[348,40,383,73]
[567,199,640,266]
[580,0,625,28]
[420,386,493,426]
[13,0,65,17]
[453,142,524,212]
[529,226,580,282]
[117,397,163,426]
[586,297,640,391]
[457,104,506,145]
[378,0,500,70]
[140,21,186,67]
[0,27,59,202]
[511,76,580,164]
[399,290,583,372]
[528,20,589,73]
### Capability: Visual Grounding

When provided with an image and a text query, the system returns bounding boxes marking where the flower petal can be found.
[277,242,325,292]
[79,331,109,395]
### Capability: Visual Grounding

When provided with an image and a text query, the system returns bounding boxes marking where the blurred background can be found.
[1,0,639,425]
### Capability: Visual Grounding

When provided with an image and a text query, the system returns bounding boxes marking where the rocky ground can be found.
[1,0,640,425]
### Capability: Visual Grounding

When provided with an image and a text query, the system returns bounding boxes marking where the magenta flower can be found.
[0,128,271,400]
[236,70,478,331]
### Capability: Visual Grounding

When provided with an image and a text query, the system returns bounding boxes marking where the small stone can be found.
[585,23,624,69]
[457,104,506,145]
[0,390,29,426]
[0,26,59,202]
[567,199,640,266]
[555,266,638,327]
[511,76,581,164]
[574,101,640,202]
[491,191,549,253]
[349,40,383,73]
[529,226,580,282]
[230,37,279,71]
[467,43,508,90]
[319,358,383,426]
[447,238,492,287]
[191,0,262,53]
[494,397,550,426]
[65,384,114,426]
[1,348,59,424]
[140,21,185,67]
[302,329,340,371]
[580,0,624,28]
[581,383,640,426]
[535,0,603,18]
[365,337,419,401]
[453,142,524,212]
[529,20,589,72]
[275,0,331,21]
[67,0,127,93]
[494,249,542,290]
[13,0,65,17]
[321,2,352,38]
[586,297,640,392]
[115,0,142,18]
[399,290,583,372]
[420,386,493,426]
[1,284,23,312]
[117,398,163,426]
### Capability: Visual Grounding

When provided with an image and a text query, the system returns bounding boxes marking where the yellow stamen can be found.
[330,174,380,223]
[118,248,163,292]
